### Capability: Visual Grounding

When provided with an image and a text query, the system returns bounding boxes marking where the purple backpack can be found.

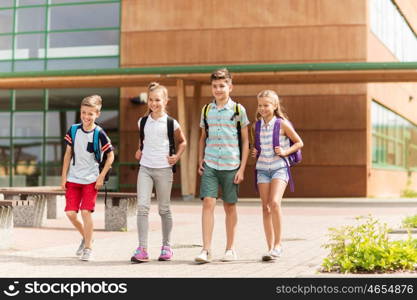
[254,118,302,192]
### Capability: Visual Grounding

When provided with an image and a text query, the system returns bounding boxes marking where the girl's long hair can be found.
[145,82,169,116]
[255,89,288,121]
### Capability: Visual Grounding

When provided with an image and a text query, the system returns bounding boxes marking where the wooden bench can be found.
[0,188,137,231]
[0,200,34,249]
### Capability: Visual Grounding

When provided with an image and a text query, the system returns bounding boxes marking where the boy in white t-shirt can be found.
[61,95,114,261]
[130,82,187,263]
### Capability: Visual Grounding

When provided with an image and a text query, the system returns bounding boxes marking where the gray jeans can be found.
[137,166,173,248]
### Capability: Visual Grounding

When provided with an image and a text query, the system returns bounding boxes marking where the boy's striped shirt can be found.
[200,98,249,170]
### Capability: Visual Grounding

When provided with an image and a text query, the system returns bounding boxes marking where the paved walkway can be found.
[1,198,417,278]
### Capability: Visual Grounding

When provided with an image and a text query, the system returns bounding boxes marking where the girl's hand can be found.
[167,154,178,165]
[251,148,258,158]
[274,146,287,156]
[135,149,142,161]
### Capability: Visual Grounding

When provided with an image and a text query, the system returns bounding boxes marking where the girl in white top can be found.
[131,82,187,263]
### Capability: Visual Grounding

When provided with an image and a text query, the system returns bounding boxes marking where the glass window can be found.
[13,139,43,164]
[47,57,118,70]
[13,162,42,187]
[0,90,11,110]
[15,34,46,59]
[15,89,44,110]
[370,0,417,61]
[14,60,45,72]
[97,110,118,131]
[372,100,417,169]
[48,88,118,110]
[17,0,47,5]
[0,9,13,33]
[50,3,120,30]
[46,111,73,137]
[0,62,12,72]
[0,112,11,136]
[0,36,13,60]
[0,139,10,165]
[0,164,11,187]
[0,1,14,8]
[16,7,46,32]
[45,139,62,162]
[51,0,108,3]
[13,112,43,137]
[48,30,119,58]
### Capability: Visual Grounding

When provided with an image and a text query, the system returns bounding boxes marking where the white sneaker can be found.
[194,250,211,264]
[75,239,85,256]
[270,246,283,258]
[221,249,237,262]
[80,248,93,261]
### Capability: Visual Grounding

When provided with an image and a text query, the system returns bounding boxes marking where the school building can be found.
[0,0,417,198]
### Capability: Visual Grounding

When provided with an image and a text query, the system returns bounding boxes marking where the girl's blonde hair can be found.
[146,82,169,115]
[255,89,288,121]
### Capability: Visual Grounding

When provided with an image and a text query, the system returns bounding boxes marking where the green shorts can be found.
[199,163,239,203]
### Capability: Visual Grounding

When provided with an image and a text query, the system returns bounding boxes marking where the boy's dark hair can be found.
[210,68,232,83]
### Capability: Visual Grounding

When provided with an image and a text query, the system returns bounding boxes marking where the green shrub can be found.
[401,189,417,198]
[322,216,417,273]
[402,215,417,228]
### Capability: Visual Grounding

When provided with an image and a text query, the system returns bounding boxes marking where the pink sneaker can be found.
[158,246,173,261]
[131,246,149,263]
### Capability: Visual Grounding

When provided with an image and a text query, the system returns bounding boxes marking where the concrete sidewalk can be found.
[1,198,417,278]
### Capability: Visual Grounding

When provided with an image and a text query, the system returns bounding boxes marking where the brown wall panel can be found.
[122,0,366,32]
[299,130,366,165]
[279,94,367,130]
[121,26,366,67]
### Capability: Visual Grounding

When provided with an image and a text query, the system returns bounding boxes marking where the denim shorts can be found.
[257,167,288,184]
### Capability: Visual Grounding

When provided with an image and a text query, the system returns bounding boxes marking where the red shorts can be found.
[65,181,97,212]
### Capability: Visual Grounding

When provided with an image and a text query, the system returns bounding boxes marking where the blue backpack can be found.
[69,123,110,182]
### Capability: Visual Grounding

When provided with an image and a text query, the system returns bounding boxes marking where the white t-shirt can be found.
[64,126,113,184]
[138,113,180,168]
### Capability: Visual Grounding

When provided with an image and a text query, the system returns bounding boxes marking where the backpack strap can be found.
[273,118,295,192]
[69,123,82,166]
[254,120,262,193]
[272,118,281,148]
[92,125,102,163]
[202,103,212,138]
[234,103,242,161]
[167,116,176,173]
[139,116,148,151]
[254,120,262,154]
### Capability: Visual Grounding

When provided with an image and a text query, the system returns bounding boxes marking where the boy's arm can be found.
[61,145,72,190]
[95,151,114,190]
[198,128,207,175]
[234,126,249,184]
